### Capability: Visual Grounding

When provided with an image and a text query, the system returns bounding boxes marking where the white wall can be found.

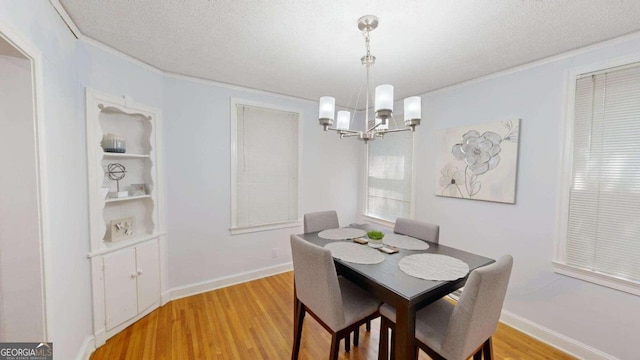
[0,3,358,357]
[0,54,43,341]
[0,2,164,359]
[163,76,360,289]
[409,35,640,359]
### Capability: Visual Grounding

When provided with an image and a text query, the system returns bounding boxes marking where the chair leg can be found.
[473,348,482,360]
[366,320,371,332]
[291,300,305,360]
[390,329,396,359]
[378,317,389,360]
[353,328,359,346]
[344,332,350,352]
[330,334,340,360]
[483,337,493,360]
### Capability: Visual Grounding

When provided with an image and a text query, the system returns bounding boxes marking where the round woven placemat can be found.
[399,254,469,281]
[383,233,430,250]
[324,242,385,264]
[318,228,367,240]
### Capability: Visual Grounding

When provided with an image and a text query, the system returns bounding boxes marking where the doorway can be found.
[0,34,47,341]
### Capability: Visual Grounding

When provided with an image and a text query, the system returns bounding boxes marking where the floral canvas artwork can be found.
[435,119,520,203]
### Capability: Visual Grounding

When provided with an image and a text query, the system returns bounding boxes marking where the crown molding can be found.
[163,71,317,105]
[421,29,640,97]
[80,36,164,75]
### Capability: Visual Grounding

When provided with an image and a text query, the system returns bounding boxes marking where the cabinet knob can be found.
[137,270,143,275]
[130,273,137,279]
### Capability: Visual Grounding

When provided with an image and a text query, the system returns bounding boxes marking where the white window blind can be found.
[565,63,640,284]
[233,103,299,230]
[366,129,413,222]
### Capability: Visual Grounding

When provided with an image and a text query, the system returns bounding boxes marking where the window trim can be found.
[229,98,303,234]
[553,54,640,295]
[362,124,416,223]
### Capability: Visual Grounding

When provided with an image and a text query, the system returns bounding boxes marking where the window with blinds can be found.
[558,62,640,293]
[365,129,413,222]
[231,101,300,232]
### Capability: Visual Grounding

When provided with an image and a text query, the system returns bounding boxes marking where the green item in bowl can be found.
[367,230,384,240]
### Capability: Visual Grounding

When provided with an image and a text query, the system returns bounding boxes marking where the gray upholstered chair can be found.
[394,217,440,243]
[378,255,513,360]
[303,210,340,233]
[290,235,381,360]
[303,210,373,347]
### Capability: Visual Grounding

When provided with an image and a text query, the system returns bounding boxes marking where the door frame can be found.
[0,19,52,340]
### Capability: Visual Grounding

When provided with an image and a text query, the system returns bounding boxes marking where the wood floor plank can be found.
[90,272,575,360]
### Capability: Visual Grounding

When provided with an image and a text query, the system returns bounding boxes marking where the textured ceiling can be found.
[59,0,640,107]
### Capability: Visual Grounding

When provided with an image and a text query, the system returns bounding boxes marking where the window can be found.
[365,128,414,222]
[555,61,640,295]
[230,100,301,234]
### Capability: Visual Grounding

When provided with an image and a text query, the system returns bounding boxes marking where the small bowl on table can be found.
[367,230,384,248]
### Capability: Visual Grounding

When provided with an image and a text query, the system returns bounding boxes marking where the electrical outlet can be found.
[271,248,278,258]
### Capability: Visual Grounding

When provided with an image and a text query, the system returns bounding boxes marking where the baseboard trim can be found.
[500,310,618,360]
[74,335,95,360]
[169,262,293,301]
[161,291,170,305]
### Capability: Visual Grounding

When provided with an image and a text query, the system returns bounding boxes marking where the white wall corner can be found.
[74,335,96,360]
[500,310,619,360]
[93,329,106,348]
[48,0,81,38]
[169,262,293,301]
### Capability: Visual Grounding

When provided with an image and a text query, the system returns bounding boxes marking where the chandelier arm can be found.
[367,121,383,133]
[327,127,361,134]
[376,127,414,134]
[341,132,362,138]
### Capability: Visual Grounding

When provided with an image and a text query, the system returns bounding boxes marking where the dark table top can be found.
[298,224,495,308]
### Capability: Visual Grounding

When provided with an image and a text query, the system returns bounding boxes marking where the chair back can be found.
[442,255,513,360]
[290,234,345,330]
[303,211,339,233]
[394,218,440,243]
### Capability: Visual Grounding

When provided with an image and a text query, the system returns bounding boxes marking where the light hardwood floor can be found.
[91,272,575,359]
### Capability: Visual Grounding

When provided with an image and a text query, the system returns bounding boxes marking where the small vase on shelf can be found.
[101,133,126,153]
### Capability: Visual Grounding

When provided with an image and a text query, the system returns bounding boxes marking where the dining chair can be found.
[394,218,440,243]
[378,255,513,360]
[303,210,340,233]
[290,235,381,360]
[303,211,373,347]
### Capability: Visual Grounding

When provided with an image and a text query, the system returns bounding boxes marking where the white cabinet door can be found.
[104,248,137,330]
[135,240,160,312]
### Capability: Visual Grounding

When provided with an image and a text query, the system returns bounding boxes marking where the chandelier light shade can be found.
[374,84,394,112]
[336,110,351,130]
[318,96,336,129]
[404,96,422,123]
[318,15,421,143]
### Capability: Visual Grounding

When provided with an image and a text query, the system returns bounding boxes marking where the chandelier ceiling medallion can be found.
[318,15,421,143]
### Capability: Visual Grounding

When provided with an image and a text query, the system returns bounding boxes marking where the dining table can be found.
[297,224,495,360]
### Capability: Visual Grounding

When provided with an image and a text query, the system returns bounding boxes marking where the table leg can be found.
[394,304,416,360]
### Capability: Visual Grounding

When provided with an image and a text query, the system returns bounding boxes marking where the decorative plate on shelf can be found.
[108,217,135,242]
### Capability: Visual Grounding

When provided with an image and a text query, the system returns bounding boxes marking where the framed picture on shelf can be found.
[108,217,135,242]
[128,184,146,196]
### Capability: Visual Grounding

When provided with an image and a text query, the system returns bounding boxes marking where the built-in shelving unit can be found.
[85,89,167,347]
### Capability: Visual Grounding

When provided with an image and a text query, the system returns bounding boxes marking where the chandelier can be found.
[318,15,421,143]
